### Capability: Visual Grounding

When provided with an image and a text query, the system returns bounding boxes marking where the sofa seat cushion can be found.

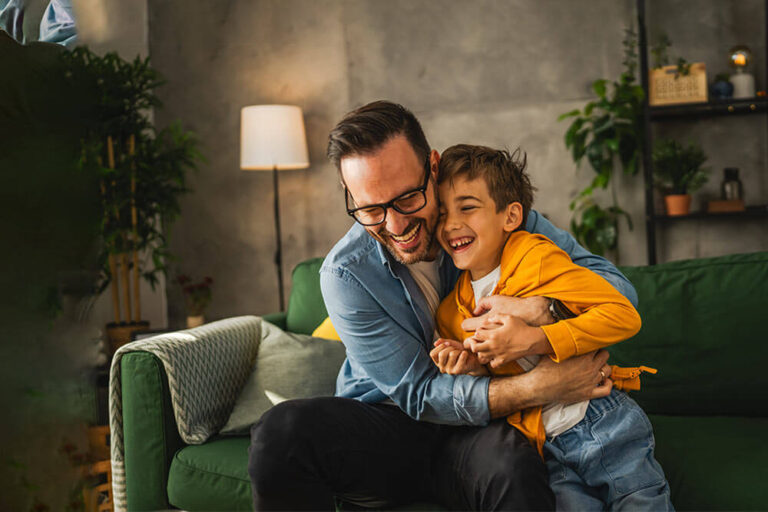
[168,436,445,511]
[650,414,768,511]
[168,436,252,511]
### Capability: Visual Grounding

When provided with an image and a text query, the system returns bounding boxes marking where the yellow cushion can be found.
[311,317,341,341]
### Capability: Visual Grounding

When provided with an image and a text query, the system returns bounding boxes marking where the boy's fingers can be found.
[447,350,460,369]
[472,296,494,316]
[438,348,450,368]
[591,378,613,399]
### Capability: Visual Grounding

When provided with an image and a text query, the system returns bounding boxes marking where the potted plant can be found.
[177,275,214,328]
[63,47,202,353]
[652,139,709,216]
[559,28,643,257]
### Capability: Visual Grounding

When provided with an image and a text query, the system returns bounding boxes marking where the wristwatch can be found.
[548,298,575,322]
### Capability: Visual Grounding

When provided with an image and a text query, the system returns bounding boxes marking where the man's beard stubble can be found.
[370,215,440,265]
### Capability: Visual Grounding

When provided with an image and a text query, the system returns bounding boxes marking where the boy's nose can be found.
[442,212,460,231]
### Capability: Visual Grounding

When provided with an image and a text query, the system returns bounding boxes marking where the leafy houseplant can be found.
[559,28,643,256]
[177,275,213,327]
[652,139,709,216]
[63,47,202,351]
[650,32,692,77]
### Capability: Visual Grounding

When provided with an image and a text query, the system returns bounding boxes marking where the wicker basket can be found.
[649,62,708,106]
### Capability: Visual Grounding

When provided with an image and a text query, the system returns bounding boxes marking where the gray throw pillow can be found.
[220,320,347,434]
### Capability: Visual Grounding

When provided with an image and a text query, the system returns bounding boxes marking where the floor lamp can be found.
[241,105,309,311]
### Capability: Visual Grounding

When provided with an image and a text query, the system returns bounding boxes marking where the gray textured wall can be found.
[147,0,768,323]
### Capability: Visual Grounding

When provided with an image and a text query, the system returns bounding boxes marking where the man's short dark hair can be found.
[327,100,431,175]
[438,144,535,227]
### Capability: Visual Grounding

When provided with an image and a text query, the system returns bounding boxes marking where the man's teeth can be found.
[449,237,474,249]
[391,223,420,242]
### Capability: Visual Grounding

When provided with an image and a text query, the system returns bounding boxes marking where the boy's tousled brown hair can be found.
[438,144,535,227]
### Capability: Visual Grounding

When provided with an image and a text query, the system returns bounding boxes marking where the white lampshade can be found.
[240,105,310,170]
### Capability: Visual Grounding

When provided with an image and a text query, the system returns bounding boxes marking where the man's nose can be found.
[385,209,410,235]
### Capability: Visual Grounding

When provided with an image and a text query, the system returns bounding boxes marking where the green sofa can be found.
[115,251,768,510]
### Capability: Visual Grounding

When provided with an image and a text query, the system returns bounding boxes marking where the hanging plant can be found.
[558,28,643,256]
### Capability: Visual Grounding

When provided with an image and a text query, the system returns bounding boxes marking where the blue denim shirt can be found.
[319,210,638,426]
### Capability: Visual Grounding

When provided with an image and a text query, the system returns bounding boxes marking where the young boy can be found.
[432,144,673,511]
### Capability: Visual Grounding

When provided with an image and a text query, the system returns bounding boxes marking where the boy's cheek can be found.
[436,227,451,252]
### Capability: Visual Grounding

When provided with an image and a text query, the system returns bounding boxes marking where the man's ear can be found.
[430,149,440,179]
[503,202,524,232]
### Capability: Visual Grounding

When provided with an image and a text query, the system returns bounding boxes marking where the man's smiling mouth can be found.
[391,223,421,245]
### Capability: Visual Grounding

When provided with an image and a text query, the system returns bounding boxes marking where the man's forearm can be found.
[487,372,553,418]
[488,350,613,418]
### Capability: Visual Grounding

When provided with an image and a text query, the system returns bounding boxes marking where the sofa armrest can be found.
[262,311,287,330]
[121,352,185,510]
[114,316,261,510]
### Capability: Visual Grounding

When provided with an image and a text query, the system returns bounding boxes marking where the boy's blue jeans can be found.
[543,389,674,511]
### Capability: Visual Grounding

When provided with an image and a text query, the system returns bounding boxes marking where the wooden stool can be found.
[82,426,113,512]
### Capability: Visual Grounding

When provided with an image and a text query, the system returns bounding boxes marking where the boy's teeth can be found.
[450,237,474,249]
[392,223,419,242]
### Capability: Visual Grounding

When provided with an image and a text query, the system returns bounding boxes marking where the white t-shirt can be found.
[470,266,588,438]
[408,260,441,342]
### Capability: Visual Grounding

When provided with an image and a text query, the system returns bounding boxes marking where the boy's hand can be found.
[464,314,551,368]
[430,338,489,376]
[461,295,553,331]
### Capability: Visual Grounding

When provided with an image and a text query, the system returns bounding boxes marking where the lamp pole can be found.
[272,164,285,311]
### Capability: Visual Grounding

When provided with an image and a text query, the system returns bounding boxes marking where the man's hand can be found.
[461,295,554,332]
[487,349,613,418]
[529,349,613,405]
[464,314,551,368]
[430,338,489,376]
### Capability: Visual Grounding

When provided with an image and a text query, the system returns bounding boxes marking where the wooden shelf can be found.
[650,98,768,120]
[654,206,768,222]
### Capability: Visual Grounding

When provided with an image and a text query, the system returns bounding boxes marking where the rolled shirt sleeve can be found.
[320,266,490,426]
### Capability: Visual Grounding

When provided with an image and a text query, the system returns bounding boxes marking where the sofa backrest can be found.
[285,257,327,335]
[615,251,768,417]
[286,252,768,417]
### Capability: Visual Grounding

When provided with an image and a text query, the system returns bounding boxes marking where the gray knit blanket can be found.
[109,316,262,511]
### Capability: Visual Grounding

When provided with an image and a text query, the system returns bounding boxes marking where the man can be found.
[248,101,638,510]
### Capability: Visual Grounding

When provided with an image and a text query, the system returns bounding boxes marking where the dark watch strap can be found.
[548,298,575,321]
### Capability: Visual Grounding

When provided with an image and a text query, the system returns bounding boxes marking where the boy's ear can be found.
[503,202,524,232]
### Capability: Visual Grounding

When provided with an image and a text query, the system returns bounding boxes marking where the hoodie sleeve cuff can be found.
[541,321,577,362]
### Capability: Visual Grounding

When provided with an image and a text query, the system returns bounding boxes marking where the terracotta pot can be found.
[664,194,692,216]
[186,315,205,328]
[106,320,150,355]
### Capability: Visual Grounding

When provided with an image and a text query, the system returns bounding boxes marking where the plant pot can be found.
[186,315,205,328]
[106,320,150,355]
[664,194,692,216]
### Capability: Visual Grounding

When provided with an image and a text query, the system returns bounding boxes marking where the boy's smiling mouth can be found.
[447,236,475,252]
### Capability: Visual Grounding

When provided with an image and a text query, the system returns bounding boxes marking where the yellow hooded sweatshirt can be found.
[436,230,654,457]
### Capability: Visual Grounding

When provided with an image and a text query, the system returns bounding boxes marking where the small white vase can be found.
[731,72,755,99]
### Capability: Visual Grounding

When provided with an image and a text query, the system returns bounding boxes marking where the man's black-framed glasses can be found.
[345,156,431,226]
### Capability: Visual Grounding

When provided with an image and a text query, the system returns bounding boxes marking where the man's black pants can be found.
[248,397,554,511]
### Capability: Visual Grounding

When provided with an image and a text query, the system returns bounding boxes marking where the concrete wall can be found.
[147,0,768,323]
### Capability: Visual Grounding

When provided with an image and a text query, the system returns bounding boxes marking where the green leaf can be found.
[557,109,581,121]
[592,79,608,98]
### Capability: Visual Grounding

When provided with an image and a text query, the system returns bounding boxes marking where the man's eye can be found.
[461,206,476,212]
